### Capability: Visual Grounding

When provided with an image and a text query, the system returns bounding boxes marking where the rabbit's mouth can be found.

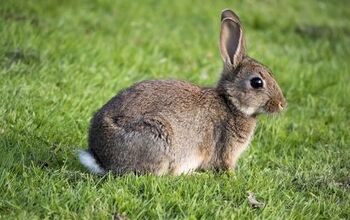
[264,98,287,114]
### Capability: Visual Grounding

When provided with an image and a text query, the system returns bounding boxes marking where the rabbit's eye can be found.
[250,77,264,89]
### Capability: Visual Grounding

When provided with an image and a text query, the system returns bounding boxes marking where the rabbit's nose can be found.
[278,103,284,111]
[278,101,287,111]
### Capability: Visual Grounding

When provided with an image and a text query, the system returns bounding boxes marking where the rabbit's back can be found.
[103,80,203,116]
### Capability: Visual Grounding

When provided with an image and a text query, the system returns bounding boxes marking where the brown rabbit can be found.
[79,9,287,175]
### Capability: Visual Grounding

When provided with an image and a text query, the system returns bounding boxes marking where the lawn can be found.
[1,0,349,219]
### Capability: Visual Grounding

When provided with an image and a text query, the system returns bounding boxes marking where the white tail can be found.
[78,150,106,175]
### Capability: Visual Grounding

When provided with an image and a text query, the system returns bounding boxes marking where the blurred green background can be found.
[1,0,349,219]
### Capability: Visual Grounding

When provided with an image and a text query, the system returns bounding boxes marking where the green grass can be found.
[1,0,349,219]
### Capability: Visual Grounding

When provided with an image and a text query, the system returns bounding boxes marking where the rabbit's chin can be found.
[237,105,283,116]
[237,106,257,116]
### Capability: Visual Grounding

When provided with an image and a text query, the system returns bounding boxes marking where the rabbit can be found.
[78,9,287,176]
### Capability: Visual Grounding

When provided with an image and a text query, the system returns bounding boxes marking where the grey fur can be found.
[80,9,287,176]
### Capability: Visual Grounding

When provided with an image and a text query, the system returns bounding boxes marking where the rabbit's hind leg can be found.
[107,117,174,175]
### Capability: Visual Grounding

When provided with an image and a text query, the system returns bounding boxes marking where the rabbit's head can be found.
[218,9,287,116]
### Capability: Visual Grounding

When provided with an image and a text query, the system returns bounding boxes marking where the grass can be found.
[1,0,349,219]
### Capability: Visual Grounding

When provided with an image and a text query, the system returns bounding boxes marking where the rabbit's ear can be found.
[221,9,241,22]
[220,9,245,69]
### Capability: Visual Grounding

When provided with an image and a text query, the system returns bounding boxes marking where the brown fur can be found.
[80,9,286,175]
